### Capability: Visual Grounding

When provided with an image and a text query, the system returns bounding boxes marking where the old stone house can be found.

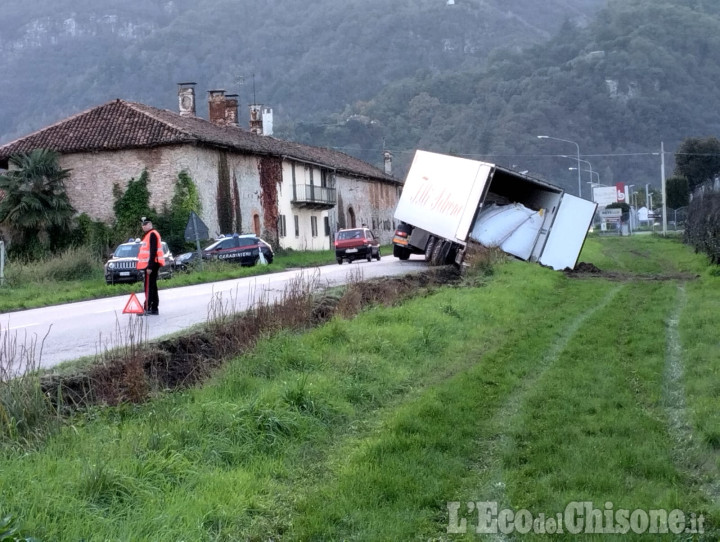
[0,84,401,250]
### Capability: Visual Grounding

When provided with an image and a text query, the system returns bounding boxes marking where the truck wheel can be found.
[366,251,372,262]
[424,237,436,262]
[446,244,459,265]
[431,240,445,266]
[375,249,381,261]
[393,245,410,260]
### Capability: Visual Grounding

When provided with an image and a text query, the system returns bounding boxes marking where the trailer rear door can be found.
[394,150,492,244]
[538,194,597,270]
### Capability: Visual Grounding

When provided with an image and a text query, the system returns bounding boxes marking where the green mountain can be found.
[0,0,602,145]
[3,0,718,194]
[289,0,720,193]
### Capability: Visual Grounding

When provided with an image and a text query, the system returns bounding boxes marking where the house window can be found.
[311,216,318,237]
[324,216,330,236]
[278,215,287,237]
[294,215,299,237]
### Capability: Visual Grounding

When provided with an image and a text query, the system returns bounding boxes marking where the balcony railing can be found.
[292,183,336,209]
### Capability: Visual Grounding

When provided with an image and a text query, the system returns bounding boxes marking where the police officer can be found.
[137,217,165,315]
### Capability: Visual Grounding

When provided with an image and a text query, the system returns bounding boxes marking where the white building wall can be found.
[276,161,331,251]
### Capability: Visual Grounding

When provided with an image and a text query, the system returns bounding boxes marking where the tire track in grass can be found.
[474,284,624,541]
[664,282,720,501]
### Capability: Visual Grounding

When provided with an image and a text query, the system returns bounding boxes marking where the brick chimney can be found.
[208,90,227,125]
[384,151,393,175]
[224,94,239,126]
[177,82,196,117]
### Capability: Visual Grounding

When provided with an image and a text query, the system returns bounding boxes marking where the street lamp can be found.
[569,167,600,185]
[538,135,582,199]
[563,156,602,184]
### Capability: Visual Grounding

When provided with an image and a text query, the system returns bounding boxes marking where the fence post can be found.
[0,240,5,286]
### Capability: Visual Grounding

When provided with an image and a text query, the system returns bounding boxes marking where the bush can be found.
[69,214,113,259]
[685,191,720,264]
[5,246,104,286]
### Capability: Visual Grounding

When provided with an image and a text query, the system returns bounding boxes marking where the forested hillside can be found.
[0,0,601,148]
[290,0,720,192]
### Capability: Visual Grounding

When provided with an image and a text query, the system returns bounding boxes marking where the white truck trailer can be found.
[392,150,597,270]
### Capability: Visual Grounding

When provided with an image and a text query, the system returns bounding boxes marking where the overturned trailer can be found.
[392,150,597,270]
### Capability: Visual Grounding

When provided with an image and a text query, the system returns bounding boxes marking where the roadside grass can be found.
[494,280,711,540]
[0,261,608,540]
[0,235,718,540]
[579,234,708,275]
[0,247,343,313]
[680,274,720,465]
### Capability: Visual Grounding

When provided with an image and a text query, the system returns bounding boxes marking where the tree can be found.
[674,137,720,190]
[665,175,690,209]
[0,148,75,257]
[158,170,202,253]
[112,169,153,242]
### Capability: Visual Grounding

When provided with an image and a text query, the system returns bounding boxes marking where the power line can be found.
[328,145,720,159]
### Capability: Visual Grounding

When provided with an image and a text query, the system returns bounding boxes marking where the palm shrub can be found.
[0,149,75,259]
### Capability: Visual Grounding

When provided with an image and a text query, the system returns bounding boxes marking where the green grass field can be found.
[1,235,718,540]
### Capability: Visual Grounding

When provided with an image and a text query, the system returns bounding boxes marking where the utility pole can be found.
[661,141,667,236]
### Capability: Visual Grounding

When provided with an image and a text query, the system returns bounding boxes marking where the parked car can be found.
[202,233,274,266]
[334,227,381,264]
[175,250,200,271]
[104,239,175,284]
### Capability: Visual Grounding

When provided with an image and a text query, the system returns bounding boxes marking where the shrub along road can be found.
[1,235,719,540]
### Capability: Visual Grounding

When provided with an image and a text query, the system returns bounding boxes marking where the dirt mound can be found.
[565,261,602,274]
[563,261,700,283]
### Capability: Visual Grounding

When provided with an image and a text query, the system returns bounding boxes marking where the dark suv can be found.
[202,234,274,265]
[334,227,381,264]
[104,239,175,284]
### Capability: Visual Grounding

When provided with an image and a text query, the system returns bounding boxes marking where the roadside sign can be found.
[593,186,617,206]
[184,210,209,270]
[616,182,626,202]
[600,208,622,219]
[123,293,145,314]
[184,211,210,242]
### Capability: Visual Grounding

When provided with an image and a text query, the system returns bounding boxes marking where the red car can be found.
[334,227,381,264]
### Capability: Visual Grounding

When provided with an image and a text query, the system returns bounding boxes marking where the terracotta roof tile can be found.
[0,99,397,183]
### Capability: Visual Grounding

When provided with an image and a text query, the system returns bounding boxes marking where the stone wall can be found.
[332,176,400,244]
[60,145,264,238]
[59,145,400,250]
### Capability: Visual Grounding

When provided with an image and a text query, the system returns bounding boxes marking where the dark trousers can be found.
[144,265,159,312]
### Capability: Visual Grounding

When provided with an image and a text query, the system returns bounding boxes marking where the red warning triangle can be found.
[123,292,145,314]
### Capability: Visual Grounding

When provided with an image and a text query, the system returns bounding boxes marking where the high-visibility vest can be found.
[137,230,165,269]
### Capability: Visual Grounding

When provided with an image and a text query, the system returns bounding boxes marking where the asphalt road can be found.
[1,256,428,371]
